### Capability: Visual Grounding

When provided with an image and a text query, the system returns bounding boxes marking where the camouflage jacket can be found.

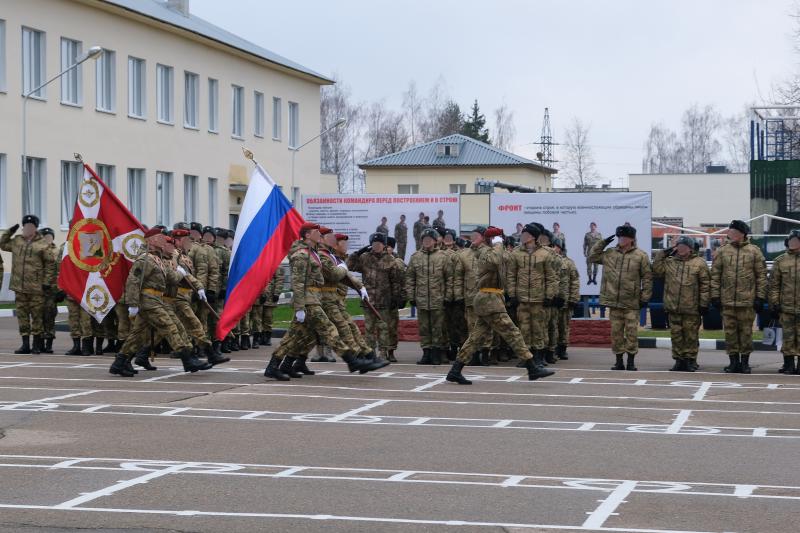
[710,239,767,308]
[405,247,448,310]
[394,222,408,243]
[347,249,401,309]
[589,241,653,310]
[261,268,284,308]
[173,250,204,301]
[560,255,581,305]
[289,241,325,310]
[318,244,358,304]
[214,244,231,293]
[769,249,800,314]
[453,246,480,304]
[472,242,508,316]
[653,250,710,314]
[125,251,183,310]
[45,242,59,285]
[506,244,559,303]
[0,230,55,295]
[439,244,459,302]
[188,241,220,293]
[583,231,603,257]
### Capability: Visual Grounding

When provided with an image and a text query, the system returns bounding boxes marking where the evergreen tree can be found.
[461,99,490,143]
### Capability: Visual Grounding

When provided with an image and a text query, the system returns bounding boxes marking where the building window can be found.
[254,91,264,137]
[156,171,173,226]
[0,154,6,227]
[127,168,145,221]
[232,85,244,138]
[436,143,460,157]
[60,38,82,105]
[21,27,46,98]
[61,161,81,228]
[96,163,115,192]
[449,184,466,194]
[398,184,419,194]
[208,78,218,133]
[184,71,199,129]
[95,49,115,112]
[0,20,6,92]
[183,174,198,222]
[22,157,45,222]
[127,57,145,118]
[156,64,174,124]
[272,97,282,140]
[288,101,299,148]
[208,177,218,226]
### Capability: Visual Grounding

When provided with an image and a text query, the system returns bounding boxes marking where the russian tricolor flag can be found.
[216,163,305,340]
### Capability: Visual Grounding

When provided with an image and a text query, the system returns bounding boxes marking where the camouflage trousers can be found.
[397,241,407,262]
[261,306,276,339]
[586,258,598,280]
[249,304,263,334]
[122,302,190,356]
[546,306,559,351]
[722,306,755,356]
[237,308,251,336]
[94,313,116,340]
[517,302,547,350]
[274,304,349,360]
[207,296,220,341]
[610,308,639,355]
[457,311,532,364]
[465,305,491,350]
[418,308,446,349]
[320,300,364,355]
[445,302,467,347]
[557,308,571,346]
[780,312,800,357]
[15,292,44,336]
[66,298,93,339]
[363,306,391,352]
[42,292,57,339]
[174,297,211,347]
[343,301,371,354]
[115,304,131,342]
[386,308,400,350]
[668,312,701,360]
[192,302,211,340]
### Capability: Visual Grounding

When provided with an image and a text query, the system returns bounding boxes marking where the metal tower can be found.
[535,107,557,167]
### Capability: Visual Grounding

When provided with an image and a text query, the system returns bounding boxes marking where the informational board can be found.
[490,192,652,295]
[302,194,461,261]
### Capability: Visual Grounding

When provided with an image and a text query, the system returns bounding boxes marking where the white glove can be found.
[492,236,503,245]
[176,266,187,277]
[197,289,207,302]
[128,307,139,317]
[295,310,306,323]
[359,287,369,301]
[336,263,349,272]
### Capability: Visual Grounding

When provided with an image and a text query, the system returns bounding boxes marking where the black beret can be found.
[785,229,800,247]
[202,226,216,236]
[22,214,40,227]
[189,222,203,232]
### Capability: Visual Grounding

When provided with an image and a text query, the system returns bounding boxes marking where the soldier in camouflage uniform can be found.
[333,233,374,361]
[187,223,220,344]
[590,225,653,371]
[553,238,580,360]
[385,237,407,362]
[406,228,449,365]
[711,220,767,374]
[583,222,603,285]
[440,229,464,362]
[769,229,800,374]
[394,215,408,261]
[260,267,283,347]
[447,226,555,385]
[112,228,212,377]
[0,215,56,354]
[347,232,403,360]
[537,227,566,365]
[38,227,59,353]
[213,228,233,353]
[56,240,94,356]
[507,224,559,367]
[266,223,389,381]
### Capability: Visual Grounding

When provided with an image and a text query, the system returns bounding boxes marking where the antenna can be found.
[534,107,558,167]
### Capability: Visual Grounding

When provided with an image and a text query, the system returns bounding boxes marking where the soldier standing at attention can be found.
[711,220,767,374]
[553,238,580,360]
[385,236,407,362]
[406,228,449,365]
[39,227,59,354]
[769,229,800,374]
[589,225,652,371]
[653,236,710,372]
[376,217,390,236]
[0,215,55,354]
[413,212,426,252]
[583,222,603,285]
[394,214,408,261]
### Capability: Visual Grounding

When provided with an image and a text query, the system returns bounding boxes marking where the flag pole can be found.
[242,147,258,167]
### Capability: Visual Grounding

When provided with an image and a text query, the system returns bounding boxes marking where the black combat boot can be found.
[262,332,272,346]
[670,359,682,371]
[626,353,637,371]
[251,332,260,349]
[65,338,81,355]
[469,351,481,366]
[30,335,42,354]
[448,345,458,362]
[416,348,432,365]
[242,335,252,350]
[293,357,315,376]
[430,348,442,365]
[280,356,303,378]
[544,349,557,365]
[263,356,290,380]
[80,337,94,356]
[93,337,103,355]
[102,339,117,354]
[480,349,491,366]
[387,350,397,363]
[220,337,232,353]
[124,357,139,375]
[208,342,230,366]
[109,354,135,377]
[724,353,741,373]
[557,344,569,360]
[43,337,54,354]
[794,357,800,375]
[779,355,792,373]
[134,346,157,371]
[526,356,555,380]
[611,353,625,370]
[684,359,695,372]
[740,354,752,374]
[229,336,240,351]
[179,348,212,373]
[344,352,389,373]
[489,349,499,365]
[497,348,510,362]
[446,361,472,385]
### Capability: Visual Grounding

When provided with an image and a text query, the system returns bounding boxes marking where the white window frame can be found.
[155,171,173,226]
[398,184,419,194]
[208,78,219,133]
[208,177,218,227]
[449,183,466,194]
[156,64,174,124]
[61,160,81,228]
[272,97,282,140]
[21,27,46,99]
[22,157,45,223]
[127,168,145,221]
[96,163,115,192]
[184,71,199,129]
[232,85,244,138]
[60,37,82,106]
[127,56,146,119]
[183,174,198,222]
[288,101,299,148]
[0,20,6,93]
[0,154,6,227]
[95,49,116,112]
[254,91,264,137]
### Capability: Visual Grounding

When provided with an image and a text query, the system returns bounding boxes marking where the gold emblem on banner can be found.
[121,233,145,261]
[84,284,111,315]
[78,179,100,209]
[67,218,120,276]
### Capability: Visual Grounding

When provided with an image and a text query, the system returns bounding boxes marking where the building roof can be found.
[100,0,334,84]
[359,134,557,172]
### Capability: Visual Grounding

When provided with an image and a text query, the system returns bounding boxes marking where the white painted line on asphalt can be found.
[578,423,597,431]
[666,410,693,434]
[501,475,526,487]
[80,405,110,413]
[387,471,414,481]
[140,372,186,382]
[274,466,305,477]
[326,399,390,422]
[505,375,522,382]
[411,378,446,392]
[734,485,757,498]
[752,428,768,437]
[408,417,431,425]
[0,390,98,410]
[634,380,648,385]
[0,362,33,370]
[583,480,638,529]
[570,377,584,384]
[493,420,514,428]
[159,407,191,416]
[692,382,713,401]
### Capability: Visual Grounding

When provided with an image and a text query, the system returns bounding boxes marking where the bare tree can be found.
[320,77,361,192]
[681,104,721,172]
[418,76,450,142]
[642,123,682,173]
[402,80,423,145]
[562,118,597,190]
[362,101,409,161]
[721,108,751,172]
[493,102,516,151]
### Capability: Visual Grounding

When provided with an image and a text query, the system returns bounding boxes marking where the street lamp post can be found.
[21,45,103,197]
[289,117,347,205]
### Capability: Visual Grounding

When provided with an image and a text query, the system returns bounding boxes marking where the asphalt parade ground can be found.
[0,318,798,532]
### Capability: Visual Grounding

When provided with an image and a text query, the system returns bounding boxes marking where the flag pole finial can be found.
[242,147,258,166]
[73,153,83,163]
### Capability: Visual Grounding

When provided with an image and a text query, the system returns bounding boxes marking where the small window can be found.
[288,101,299,148]
[208,78,219,132]
[232,85,244,137]
[272,97,282,140]
[208,177,218,226]
[156,64,174,123]
[0,20,6,92]
[96,164,115,191]
[95,49,116,112]
[398,184,419,194]
[254,91,264,137]
[21,27,46,98]
[183,174,198,222]
[23,157,45,222]
[184,71,199,128]
[127,57,146,118]
[60,38,82,105]
[127,168,145,220]
[61,160,81,227]
[449,184,466,194]
[156,171,173,226]
[436,143,460,157]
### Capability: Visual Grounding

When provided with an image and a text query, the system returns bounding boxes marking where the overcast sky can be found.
[192,0,797,185]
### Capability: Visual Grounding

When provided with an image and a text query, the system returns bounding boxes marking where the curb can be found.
[638,337,776,352]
